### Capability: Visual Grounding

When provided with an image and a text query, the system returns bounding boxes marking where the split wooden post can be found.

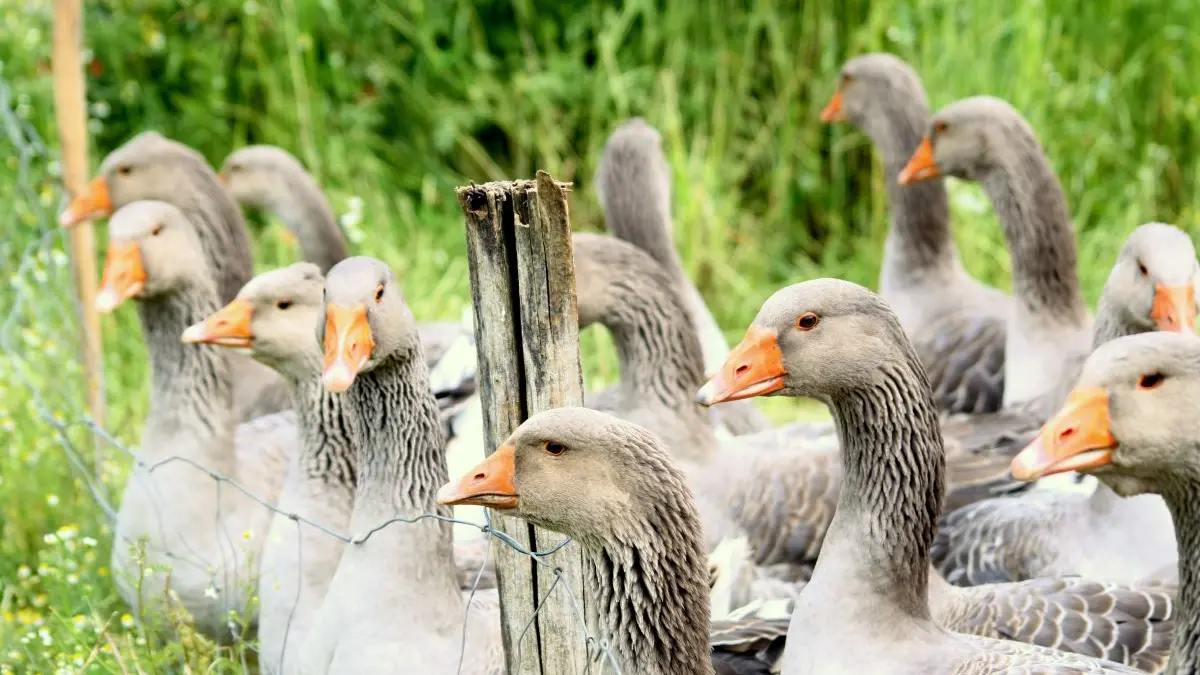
[52,0,106,429]
[458,171,594,673]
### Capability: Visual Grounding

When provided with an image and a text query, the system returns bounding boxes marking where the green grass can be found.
[4,0,1200,671]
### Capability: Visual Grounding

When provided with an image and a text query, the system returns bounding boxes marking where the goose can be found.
[218,144,471,370]
[180,262,355,674]
[298,256,500,675]
[594,118,771,435]
[696,278,1140,673]
[93,200,293,640]
[437,406,793,675]
[931,223,1196,587]
[573,231,1021,578]
[821,53,1009,414]
[59,131,290,423]
[897,96,1092,412]
[1011,330,1200,675]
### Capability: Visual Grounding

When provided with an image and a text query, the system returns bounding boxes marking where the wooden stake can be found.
[458,173,593,673]
[52,0,106,428]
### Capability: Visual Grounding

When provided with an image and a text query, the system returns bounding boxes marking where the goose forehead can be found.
[843,53,914,81]
[1123,225,1197,281]
[323,257,394,304]
[755,278,879,324]
[1080,332,1200,384]
[226,145,297,168]
[240,263,323,301]
[107,201,187,239]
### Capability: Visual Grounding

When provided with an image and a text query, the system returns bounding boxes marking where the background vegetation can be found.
[3,0,1200,671]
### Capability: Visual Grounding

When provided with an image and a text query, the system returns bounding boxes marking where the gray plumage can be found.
[833,54,1009,414]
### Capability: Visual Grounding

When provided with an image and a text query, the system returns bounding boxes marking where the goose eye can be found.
[276,299,292,310]
[544,441,566,456]
[116,165,133,177]
[796,313,819,331]
[934,120,949,134]
[841,73,853,85]
[151,223,163,236]
[374,284,385,303]
[1138,372,1165,390]
[1137,260,1148,276]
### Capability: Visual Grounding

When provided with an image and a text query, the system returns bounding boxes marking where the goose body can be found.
[823,54,1009,414]
[96,201,293,640]
[62,131,289,423]
[698,278,1138,674]
[182,262,356,674]
[298,256,500,675]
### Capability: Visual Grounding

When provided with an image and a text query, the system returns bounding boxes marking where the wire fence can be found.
[0,72,624,674]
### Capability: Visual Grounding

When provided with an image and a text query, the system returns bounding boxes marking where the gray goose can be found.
[573,232,1020,579]
[697,278,1140,674]
[1011,330,1200,675]
[95,201,293,640]
[931,223,1196,588]
[181,262,356,674]
[594,118,772,435]
[822,53,1009,414]
[298,256,500,675]
[897,96,1092,412]
[438,406,790,675]
[218,144,470,370]
[60,131,290,423]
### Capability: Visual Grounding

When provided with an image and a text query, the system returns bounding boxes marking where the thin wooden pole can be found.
[52,0,106,429]
[458,173,593,674]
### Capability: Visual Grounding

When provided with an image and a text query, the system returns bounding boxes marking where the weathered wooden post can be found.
[457,171,594,673]
[52,0,106,429]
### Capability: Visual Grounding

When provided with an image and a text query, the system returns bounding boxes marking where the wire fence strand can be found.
[0,71,623,674]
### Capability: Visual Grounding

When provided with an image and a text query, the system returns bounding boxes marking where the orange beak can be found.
[897,137,940,185]
[321,304,375,393]
[95,241,146,313]
[436,441,519,509]
[1151,283,1197,335]
[1010,387,1117,481]
[820,90,846,123]
[696,325,787,405]
[181,299,255,348]
[60,176,113,227]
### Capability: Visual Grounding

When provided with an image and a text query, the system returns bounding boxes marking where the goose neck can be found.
[137,284,234,470]
[978,149,1087,323]
[867,100,957,283]
[1160,472,1200,674]
[268,173,347,274]
[344,353,449,519]
[293,378,358,489]
[818,350,943,621]
[177,164,255,304]
[579,478,713,673]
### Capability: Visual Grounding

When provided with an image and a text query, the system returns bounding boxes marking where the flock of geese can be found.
[53,52,1200,674]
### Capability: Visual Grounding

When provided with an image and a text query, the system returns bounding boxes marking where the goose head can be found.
[820,53,929,131]
[181,262,325,374]
[897,96,1040,185]
[1101,222,1199,336]
[318,256,420,393]
[1011,331,1200,497]
[437,406,691,544]
[219,145,305,209]
[60,131,214,227]
[94,200,206,313]
[695,278,910,405]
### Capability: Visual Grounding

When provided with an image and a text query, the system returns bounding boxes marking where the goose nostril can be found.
[735,365,749,377]
[473,472,487,482]
[1057,426,1076,443]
